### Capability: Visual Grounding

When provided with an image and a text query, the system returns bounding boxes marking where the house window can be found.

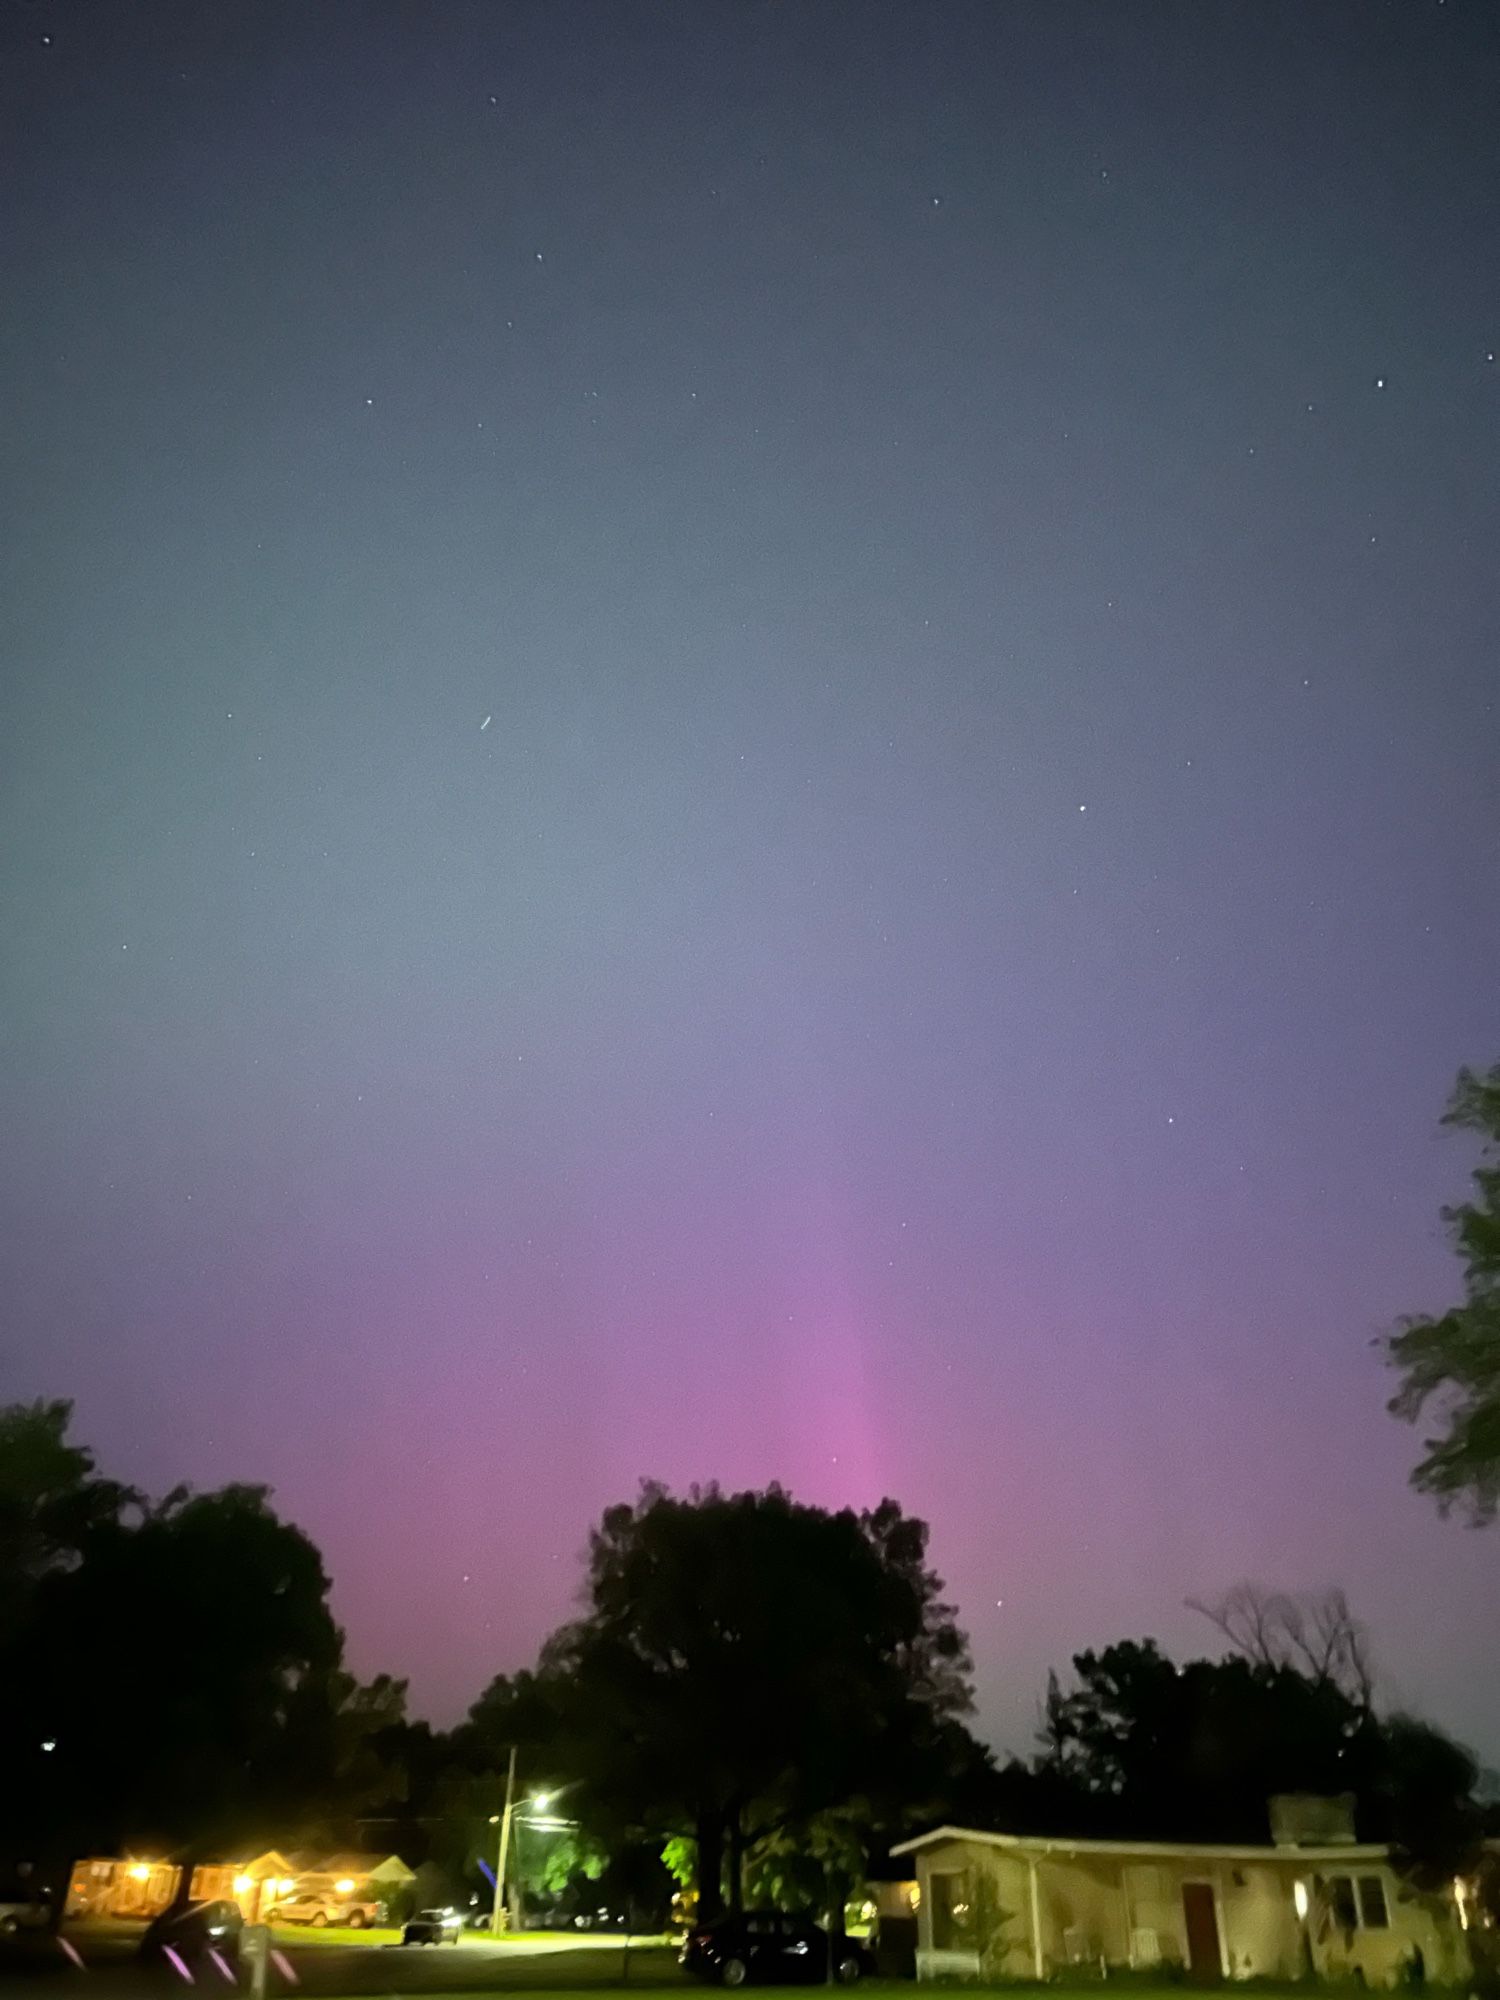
[1326,1877,1359,1931]
[1357,1878,1390,1930]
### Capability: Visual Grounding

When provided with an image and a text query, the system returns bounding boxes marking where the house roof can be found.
[303,1853,415,1882]
[890,1824,1394,1865]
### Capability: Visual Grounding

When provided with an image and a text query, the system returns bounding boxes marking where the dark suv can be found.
[139,1902,244,1963]
[682,1914,870,1986]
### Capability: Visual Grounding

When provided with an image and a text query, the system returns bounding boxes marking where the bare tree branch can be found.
[1186,1584,1374,1708]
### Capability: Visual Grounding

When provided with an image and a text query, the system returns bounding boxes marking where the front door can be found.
[1182,1882,1222,1983]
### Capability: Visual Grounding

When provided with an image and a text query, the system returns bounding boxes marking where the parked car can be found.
[0,1896,50,1938]
[273,1893,380,1928]
[139,1901,244,1962]
[682,1914,871,1986]
[401,1908,464,1946]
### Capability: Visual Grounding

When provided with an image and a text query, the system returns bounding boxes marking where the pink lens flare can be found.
[57,1938,87,1971]
[208,1950,236,1983]
[270,1950,298,1984]
[162,1947,195,1984]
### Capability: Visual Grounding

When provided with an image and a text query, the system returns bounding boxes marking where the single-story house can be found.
[892,1826,1474,1986]
[280,1852,416,1914]
[193,1853,298,1921]
[66,1853,292,1920]
[66,1857,179,1920]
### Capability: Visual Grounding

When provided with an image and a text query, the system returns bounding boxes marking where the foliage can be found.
[0,1402,405,1869]
[0,1400,137,1640]
[1361,1713,1483,1890]
[1031,1627,1480,1884]
[1386,1063,1500,1521]
[743,1803,870,1921]
[661,1837,697,1890]
[516,1480,973,1920]
[952,1864,1015,1974]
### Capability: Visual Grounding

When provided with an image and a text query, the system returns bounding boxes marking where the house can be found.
[280,1852,415,1916]
[891,1825,1473,1986]
[66,1852,294,1921]
[66,1857,179,1920]
[192,1853,297,1921]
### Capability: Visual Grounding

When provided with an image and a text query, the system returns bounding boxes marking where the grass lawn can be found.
[271,1924,404,1947]
[289,1986,1324,2000]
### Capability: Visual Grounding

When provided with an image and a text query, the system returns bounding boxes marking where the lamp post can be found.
[490,1747,519,1937]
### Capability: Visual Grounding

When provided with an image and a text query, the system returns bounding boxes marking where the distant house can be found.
[281,1852,415,1915]
[192,1853,297,1921]
[65,1849,412,1924]
[67,1858,179,1920]
[892,1825,1473,1986]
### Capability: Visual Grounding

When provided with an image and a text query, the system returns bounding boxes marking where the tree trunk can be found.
[824,1862,848,1985]
[727,1810,745,1915]
[696,1812,726,1925]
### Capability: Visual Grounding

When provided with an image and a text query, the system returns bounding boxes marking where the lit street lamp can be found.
[489,1764,572,1935]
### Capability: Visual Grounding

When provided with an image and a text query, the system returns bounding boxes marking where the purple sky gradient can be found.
[3,0,1499,1765]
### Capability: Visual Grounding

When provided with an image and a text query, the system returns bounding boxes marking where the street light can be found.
[490,1747,519,1937]
[490,1762,570,1936]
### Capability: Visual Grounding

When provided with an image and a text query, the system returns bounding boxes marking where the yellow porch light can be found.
[233,1875,254,1895]
[1293,1882,1310,1921]
[128,1864,152,1883]
[334,1880,355,1896]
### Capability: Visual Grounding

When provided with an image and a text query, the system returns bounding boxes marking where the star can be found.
[1374,376,1387,390]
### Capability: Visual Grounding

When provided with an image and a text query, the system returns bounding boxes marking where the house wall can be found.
[65,1859,178,1919]
[911,1840,1470,1987]
[1034,1852,1132,1968]
[1307,1867,1467,1988]
[915,1841,1035,1978]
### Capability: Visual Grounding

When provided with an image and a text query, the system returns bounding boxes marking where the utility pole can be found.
[490,1746,518,1937]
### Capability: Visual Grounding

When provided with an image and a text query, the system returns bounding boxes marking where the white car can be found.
[272,1894,379,1929]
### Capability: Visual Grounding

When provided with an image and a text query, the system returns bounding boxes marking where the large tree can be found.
[1033,1627,1480,1881]
[0,1399,136,1641]
[0,1403,403,1878]
[1038,1637,1377,1842]
[1386,1063,1500,1521]
[512,1482,973,1922]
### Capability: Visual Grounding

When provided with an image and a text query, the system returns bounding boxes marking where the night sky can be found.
[4,0,1499,1765]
